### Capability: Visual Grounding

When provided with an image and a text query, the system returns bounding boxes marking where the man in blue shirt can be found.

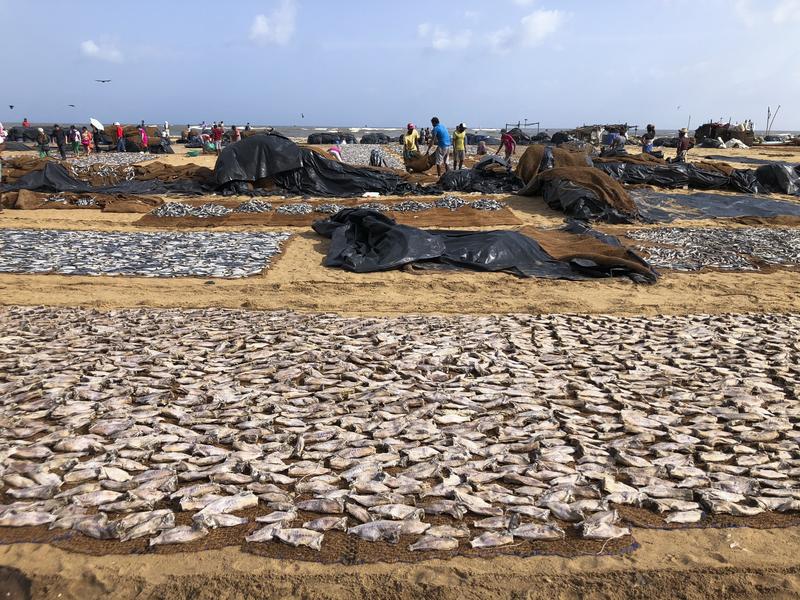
[426,116,452,176]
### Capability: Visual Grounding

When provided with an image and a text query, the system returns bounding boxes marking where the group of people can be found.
[402,119,518,175]
[21,120,155,158]
[184,122,250,154]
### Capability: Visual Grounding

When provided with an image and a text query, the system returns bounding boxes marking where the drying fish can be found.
[245,524,282,543]
[274,528,324,551]
[470,531,514,549]
[302,516,347,532]
[149,525,209,546]
[511,522,565,541]
[409,535,459,551]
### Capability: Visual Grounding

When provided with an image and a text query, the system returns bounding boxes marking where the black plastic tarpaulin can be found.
[631,189,800,222]
[1,162,207,195]
[434,156,523,194]
[213,134,303,188]
[274,149,417,197]
[595,159,800,196]
[313,208,656,281]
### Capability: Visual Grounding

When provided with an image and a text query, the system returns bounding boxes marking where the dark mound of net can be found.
[312,209,657,282]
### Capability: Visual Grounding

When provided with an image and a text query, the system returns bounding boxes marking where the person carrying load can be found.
[426,116,452,177]
[402,123,420,161]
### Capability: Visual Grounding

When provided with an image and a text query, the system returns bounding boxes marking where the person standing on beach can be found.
[495,129,517,166]
[163,121,170,139]
[402,123,420,161]
[114,122,126,152]
[80,126,93,155]
[211,123,223,154]
[245,122,251,132]
[22,117,29,128]
[69,125,80,155]
[672,128,692,163]
[50,124,67,159]
[231,125,241,143]
[426,117,452,176]
[36,127,49,158]
[139,125,149,152]
[452,123,467,170]
[642,124,656,155]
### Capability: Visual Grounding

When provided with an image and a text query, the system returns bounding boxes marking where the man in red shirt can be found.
[114,122,126,152]
[211,122,223,154]
[495,129,517,167]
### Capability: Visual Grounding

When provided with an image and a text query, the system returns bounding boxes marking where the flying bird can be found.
[8,105,13,110]
[301,113,304,119]
[95,79,112,83]
[68,104,76,108]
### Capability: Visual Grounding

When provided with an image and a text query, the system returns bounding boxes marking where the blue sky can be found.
[1,0,799,130]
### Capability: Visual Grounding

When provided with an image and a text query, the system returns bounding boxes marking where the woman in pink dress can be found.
[139,127,149,152]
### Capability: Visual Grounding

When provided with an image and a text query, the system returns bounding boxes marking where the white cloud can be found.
[512,0,536,5]
[250,0,297,46]
[735,0,800,26]
[417,23,472,51]
[772,0,800,23]
[80,39,123,63]
[520,9,565,46]
[464,10,479,20]
[487,27,514,53]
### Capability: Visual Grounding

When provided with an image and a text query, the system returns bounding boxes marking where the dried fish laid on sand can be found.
[0,229,291,278]
[434,195,467,211]
[469,199,506,211]
[0,308,798,552]
[151,202,231,218]
[234,199,273,213]
[276,203,313,215]
[628,227,800,271]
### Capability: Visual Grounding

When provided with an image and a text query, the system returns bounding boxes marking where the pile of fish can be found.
[315,204,345,215]
[434,195,467,211]
[339,145,404,170]
[392,200,434,212]
[470,199,506,211]
[1,309,797,553]
[67,152,156,183]
[276,203,314,215]
[151,203,232,218]
[234,200,273,213]
[629,227,800,271]
[0,229,291,278]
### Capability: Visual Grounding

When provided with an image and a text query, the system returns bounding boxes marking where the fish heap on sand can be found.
[68,152,157,182]
[338,145,404,170]
[1,308,798,552]
[629,227,800,271]
[0,229,291,278]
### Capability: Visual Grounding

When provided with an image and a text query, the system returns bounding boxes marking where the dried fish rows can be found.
[0,229,291,278]
[629,227,800,271]
[1,308,798,552]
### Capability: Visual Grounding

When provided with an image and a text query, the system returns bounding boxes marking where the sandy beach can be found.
[2,138,800,600]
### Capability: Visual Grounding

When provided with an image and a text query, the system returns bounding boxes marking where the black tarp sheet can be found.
[631,189,800,222]
[273,149,417,197]
[312,208,655,281]
[538,178,636,224]
[213,134,303,187]
[307,132,357,145]
[596,160,800,195]
[0,162,207,195]
[433,156,523,194]
[704,155,799,167]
